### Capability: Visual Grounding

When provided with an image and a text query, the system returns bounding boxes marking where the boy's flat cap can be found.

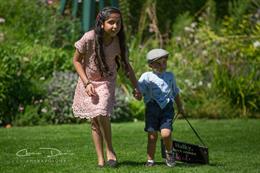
[146,48,169,63]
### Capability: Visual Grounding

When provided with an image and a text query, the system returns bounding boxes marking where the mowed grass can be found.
[1,119,260,173]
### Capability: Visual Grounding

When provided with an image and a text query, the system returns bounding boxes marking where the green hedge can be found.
[0,0,259,126]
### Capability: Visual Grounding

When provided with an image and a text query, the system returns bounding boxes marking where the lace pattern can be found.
[72,30,120,119]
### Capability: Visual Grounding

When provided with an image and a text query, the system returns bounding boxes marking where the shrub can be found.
[0,44,42,125]
[13,71,83,126]
[112,87,134,122]
[0,0,77,125]
[0,0,81,48]
[167,5,260,117]
[44,71,78,124]
[128,99,145,121]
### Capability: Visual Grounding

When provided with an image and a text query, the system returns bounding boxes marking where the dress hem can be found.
[72,108,111,119]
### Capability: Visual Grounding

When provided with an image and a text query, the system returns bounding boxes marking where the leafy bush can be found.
[43,71,79,124]
[0,0,81,126]
[112,87,133,122]
[1,0,260,126]
[127,1,260,118]
[0,0,81,48]
[0,44,42,125]
[14,104,53,126]
[166,3,260,117]
[128,99,145,121]
[14,71,82,126]
[0,39,75,125]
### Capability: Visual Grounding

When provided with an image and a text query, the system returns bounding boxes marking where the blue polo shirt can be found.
[138,71,180,109]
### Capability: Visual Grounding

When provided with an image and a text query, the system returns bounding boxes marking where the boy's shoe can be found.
[145,161,155,167]
[165,151,176,167]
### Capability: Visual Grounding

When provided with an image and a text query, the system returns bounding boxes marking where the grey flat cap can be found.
[146,48,169,63]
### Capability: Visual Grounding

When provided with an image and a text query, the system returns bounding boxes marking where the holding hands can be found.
[133,88,142,101]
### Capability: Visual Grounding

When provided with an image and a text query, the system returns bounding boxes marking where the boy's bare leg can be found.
[147,132,158,160]
[161,128,176,167]
[98,116,117,161]
[161,128,172,152]
[91,117,105,166]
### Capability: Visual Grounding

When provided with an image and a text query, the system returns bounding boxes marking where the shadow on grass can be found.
[118,160,145,167]
[119,160,222,168]
[176,161,223,168]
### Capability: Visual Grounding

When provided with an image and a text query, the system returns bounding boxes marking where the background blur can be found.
[0,0,259,127]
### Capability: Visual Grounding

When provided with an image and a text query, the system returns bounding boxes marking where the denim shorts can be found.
[144,100,174,132]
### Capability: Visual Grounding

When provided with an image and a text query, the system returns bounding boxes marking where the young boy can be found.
[138,48,185,167]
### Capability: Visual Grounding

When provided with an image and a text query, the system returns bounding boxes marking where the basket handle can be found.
[173,113,206,147]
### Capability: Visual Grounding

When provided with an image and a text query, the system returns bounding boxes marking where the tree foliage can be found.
[0,0,259,126]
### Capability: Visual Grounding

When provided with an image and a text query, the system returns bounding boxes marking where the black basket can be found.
[161,113,209,164]
[161,139,209,164]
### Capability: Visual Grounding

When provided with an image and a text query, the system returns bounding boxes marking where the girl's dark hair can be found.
[94,6,129,77]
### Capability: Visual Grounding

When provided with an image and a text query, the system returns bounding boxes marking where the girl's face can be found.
[149,57,168,73]
[102,13,121,37]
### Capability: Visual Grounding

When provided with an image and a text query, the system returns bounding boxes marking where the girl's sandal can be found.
[97,164,104,168]
[106,159,117,167]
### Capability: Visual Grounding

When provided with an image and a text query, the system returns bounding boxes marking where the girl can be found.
[72,7,142,168]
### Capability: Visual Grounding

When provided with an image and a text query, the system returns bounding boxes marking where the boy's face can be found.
[149,56,168,73]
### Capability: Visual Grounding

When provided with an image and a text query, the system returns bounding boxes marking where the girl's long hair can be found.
[94,6,129,77]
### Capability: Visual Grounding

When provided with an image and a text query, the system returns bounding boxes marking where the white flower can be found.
[207,83,212,88]
[184,26,194,32]
[175,53,182,59]
[23,57,29,62]
[253,41,260,48]
[176,36,181,42]
[191,22,197,28]
[198,81,203,86]
[18,104,24,112]
[41,108,47,113]
[40,77,45,80]
[184,79,192,87]
[202,50,208,56]
[0,18,5,24]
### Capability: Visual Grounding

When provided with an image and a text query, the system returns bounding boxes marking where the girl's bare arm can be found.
[73,49,96,96]
[126,62,142,100]
[73,49,90,85]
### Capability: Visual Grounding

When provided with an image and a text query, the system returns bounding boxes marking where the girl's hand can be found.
[85,83,97,97]
[133,88,142,101]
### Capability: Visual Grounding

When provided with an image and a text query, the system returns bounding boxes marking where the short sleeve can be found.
[75,36,86,54]
[74,31,94,54]
[138,73,149,96]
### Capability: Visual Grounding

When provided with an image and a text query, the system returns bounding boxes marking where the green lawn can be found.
[1,119,260,173]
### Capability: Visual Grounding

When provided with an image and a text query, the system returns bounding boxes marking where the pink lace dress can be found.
[72,30,121,119]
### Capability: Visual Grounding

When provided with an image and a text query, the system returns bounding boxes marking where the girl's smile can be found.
[103,13,121,38]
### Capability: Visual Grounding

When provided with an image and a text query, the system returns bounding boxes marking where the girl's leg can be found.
[161,129,172,152]
[98,116,117,161]
[147,132,158,160]
[91,117,105,166]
